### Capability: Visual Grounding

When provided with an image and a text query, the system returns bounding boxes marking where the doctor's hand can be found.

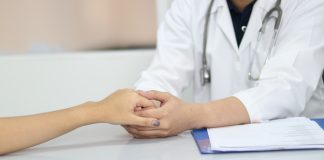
[123,91,199,138]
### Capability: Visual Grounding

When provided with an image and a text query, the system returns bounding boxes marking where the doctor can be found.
[123,0,324,138]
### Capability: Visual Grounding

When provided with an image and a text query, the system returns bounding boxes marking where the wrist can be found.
[72,101,100,126]
[186,103,210,129]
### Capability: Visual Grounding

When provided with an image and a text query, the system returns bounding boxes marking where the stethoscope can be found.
[200,0,283,86]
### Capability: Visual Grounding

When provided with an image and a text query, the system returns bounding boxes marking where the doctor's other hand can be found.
[123,90,199,138]
[89,89,160,127]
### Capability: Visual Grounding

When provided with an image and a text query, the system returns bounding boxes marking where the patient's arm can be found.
[0,89,159,155]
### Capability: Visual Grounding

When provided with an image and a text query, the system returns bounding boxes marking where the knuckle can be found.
[128,128,138,134]
[143,119,151,126]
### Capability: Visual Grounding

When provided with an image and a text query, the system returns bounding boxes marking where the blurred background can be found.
[0,0,173,54]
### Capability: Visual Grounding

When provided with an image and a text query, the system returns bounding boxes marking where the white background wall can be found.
[0,49,192,117]
[0,50,154,116]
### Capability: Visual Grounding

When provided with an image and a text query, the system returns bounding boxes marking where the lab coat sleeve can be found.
[134,0,195,97]
[234,1,324,123]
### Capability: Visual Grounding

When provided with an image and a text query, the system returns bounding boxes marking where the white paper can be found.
[207,117,324,151]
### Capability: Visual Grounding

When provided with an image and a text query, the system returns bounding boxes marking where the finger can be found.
[137,108,164,119]
[151,100,161,108]
[127,125,162,131]
[127,127,169,138]
[136,97,155,109]
[123,125,161,138]
[138,90,171,103]
[123,125,144,137]
[133,134,162,139]
[123,125,135,132]
[123,125,143,138]
[123,125,135,133]
[127,115,160,127]
[123,125,142,135]
[122,125,132,134]
[125,118,170,130]
[134,105,157,113]
[134,106,143,112]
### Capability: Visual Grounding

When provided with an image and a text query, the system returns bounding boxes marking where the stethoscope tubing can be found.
[201,0,283,84]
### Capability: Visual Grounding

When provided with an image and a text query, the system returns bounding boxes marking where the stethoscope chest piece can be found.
[200,65,211,86]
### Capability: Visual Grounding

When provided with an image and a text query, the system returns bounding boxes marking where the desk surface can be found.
[1,124,324,160]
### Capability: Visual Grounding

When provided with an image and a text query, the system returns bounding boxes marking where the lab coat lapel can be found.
[239,0,269,52]
[211,0,239,53]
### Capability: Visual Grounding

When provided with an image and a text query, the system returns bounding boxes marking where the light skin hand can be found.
[92,89,160,126]
[123,90,250,139]
[0,89,159,155]
[123,91,197,138]
[122,97,161,137]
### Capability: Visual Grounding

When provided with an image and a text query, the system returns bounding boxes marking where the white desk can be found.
[1,124,324,160]
[1,50,324,159]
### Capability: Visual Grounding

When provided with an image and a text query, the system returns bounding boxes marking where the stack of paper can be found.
[207,117,324,152]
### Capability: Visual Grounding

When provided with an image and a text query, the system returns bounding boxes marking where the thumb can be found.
[129,116,160,127]
[138,90,171,103]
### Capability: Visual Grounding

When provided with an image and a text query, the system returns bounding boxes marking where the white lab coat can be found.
[135,0,324,122]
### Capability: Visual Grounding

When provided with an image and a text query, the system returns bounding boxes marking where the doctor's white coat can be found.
[135,0,324,122]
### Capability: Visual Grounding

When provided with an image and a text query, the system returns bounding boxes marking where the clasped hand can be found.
[124,90,197,138]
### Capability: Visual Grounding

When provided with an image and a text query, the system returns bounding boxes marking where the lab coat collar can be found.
[211,0,268,13]
[210,0,226,13]
[239,0,266,52]
[239,0,277,52]
[210,0,270,53]
[212,0,239,52]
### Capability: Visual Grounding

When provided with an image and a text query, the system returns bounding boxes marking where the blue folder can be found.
[191,118,324,154]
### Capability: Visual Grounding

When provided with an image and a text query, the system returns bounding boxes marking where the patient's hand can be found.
[92,89,161,127]
[0,89,161,155]
[123,90,197,138]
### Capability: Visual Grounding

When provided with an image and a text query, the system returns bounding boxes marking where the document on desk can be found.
[207,117,324,152]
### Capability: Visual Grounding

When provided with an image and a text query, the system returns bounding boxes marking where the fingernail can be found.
[152,120,160,127]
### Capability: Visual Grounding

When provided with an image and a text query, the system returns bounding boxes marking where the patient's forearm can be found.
[0,89,158,155]
[0,102,94,155]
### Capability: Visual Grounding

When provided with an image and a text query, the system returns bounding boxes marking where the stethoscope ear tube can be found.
[200,0,215,86]
[248,0,282,81]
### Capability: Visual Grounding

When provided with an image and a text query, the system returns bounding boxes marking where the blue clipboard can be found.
[191,118,324,154]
